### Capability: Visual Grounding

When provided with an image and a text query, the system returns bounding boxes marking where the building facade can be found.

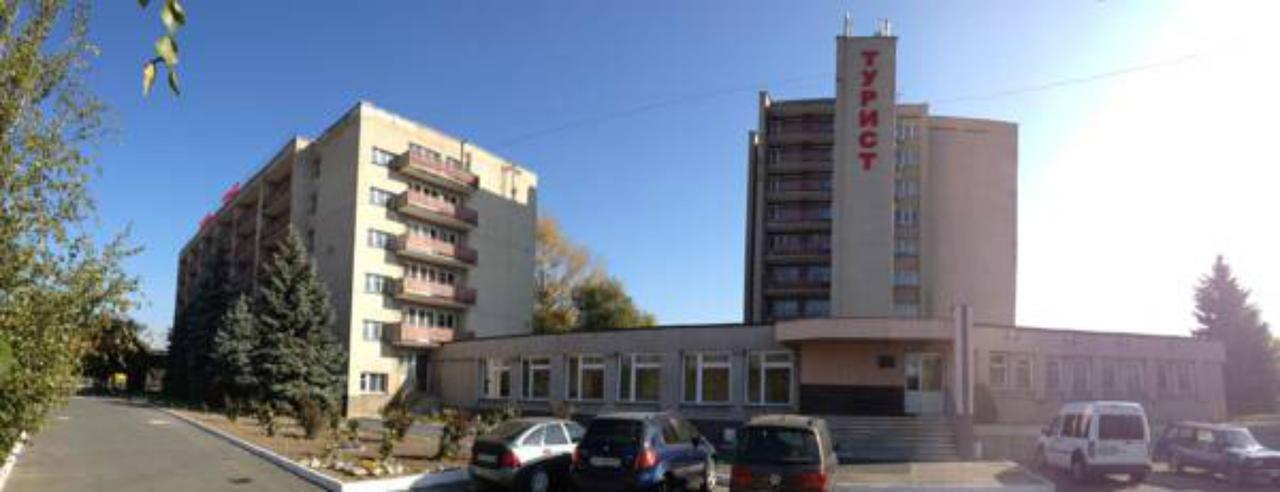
[174,102,537,417]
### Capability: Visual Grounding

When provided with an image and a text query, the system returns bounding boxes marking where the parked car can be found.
[1034,401,1151,484]
[469,417,585,492]
[571,412,717,491]
[1152,421,1280,486]
[729,415,837,492]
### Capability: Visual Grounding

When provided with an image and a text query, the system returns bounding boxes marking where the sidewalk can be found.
[716,460,1053,492]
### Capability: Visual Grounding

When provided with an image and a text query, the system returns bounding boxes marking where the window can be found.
[684,352,731,404]
[364,274,392,294]
[522,427,545,447]
[769,299,800,319]
[369,187,395,206]
[371,147,397,167]
[406,263,458,286]
[522,357,551,400]
[1098,414,1146,440]
[482,358,510,399]
[894,208,918,226]
[308,192,318,214]
[1014,357,1032,390]
[988,353,1008,388]
[568,355,606,401]
[362,320,384,342]
[877,354,896,369]
[619,354,662,402]
[1176,363,1193,394]
[1123,360,1143,394]
[1071,359,1090,393]
[404,307,456,328]
[769,266,801,283]
[894,270,920,286]
[311,158,322,178]
[1045,360,1061,391]
[306,228,316,251]
[1101,361,1118,392]
[359,372,388,393]
[802,299,829,317]
[544,424,570,445]
[367,229,395,249]
[807,266,831,283]
[748,351,793,405]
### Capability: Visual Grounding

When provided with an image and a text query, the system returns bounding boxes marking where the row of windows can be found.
[481,352,794,406]
[766,204,831,222]
[895,238,920,256]
[769,298,830,319]
[894,179,919,198]
[766,177,831,193]
[767,265,831,284]
[894,208,919,227]
[893,270,920,286]
[408,221,460,244]
[359,372,388,393]
[989,353,1197,396]
[768,233,831,253]
[767,145,832,165]
[408,143,469,171]
[409,181,462,205]
[894,147,920,168]
[406,262,459,286]
[896,123,920,140]
[404,306,457,329]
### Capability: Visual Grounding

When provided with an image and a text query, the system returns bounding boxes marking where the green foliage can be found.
[81,317,147,383]
[1193,255,1278,415]
[139,0,185,96]
[166,248,232,405]
[378,429,395,461]
[426,408,474,459]
[534,216,655,332]
[573,276,656,329]
[255,228,346,430]
[295,397,326,440]
[254,402,277,437]
[0,0,139,455]
[212,295,259,408]
[381,385,415,442]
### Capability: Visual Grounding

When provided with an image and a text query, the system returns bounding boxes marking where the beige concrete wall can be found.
[922,118,1017,325]
[799,340,952,387]
[431,325,792,421]
[831,35,897,318]
[971,324,1227,424]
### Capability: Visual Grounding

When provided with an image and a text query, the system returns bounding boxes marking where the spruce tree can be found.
[213,295,259,416]
[1193,255,1278,415]
[254,228,346,428]
[166,245,232,404]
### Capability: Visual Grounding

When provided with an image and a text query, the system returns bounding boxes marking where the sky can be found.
[78,1,1279,346]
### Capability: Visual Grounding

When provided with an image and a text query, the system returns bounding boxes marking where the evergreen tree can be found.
[213,295,259,413]
[165,246,231,404]
[254,228,346,428]
[1193,255,1278,415]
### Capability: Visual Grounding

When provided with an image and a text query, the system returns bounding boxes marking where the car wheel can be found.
[1070,457,1089,484]
[699,457,716,492]
[518,466,551,492]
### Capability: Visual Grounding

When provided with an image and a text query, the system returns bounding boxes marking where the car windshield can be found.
[737,426,820,465]
[582,419,644,446]
[1220,429,1260,448]
[1097,414,1145,440]
[485,420,536,443]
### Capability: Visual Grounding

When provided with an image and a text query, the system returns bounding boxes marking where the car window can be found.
[679,419,700,441]
[566,422,585,442]
[486,420,537,443]
[522,426,546,447]
[1097,414,1145,440]
[545,423,570,445]
[1195,428,1213,448]
[582,419,644,446]
[1061,414,1079,438]
[737,426,820,465]
[661,419,682,444]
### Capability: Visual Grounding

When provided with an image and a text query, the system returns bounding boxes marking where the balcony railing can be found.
[394,191,479,228]
[385,323,455,348]
[767,277,831,289]
[397,234,478,266]
[398,277,477,307]
[394,149,480,191]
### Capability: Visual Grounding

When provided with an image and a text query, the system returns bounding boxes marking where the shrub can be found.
[296,398,327,440]
[551,400,576,420]
[255,403,277,437]
[378,429,395,461]
[222,395,242,423]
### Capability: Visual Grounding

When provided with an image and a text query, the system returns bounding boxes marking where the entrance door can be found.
[904,353,944,415]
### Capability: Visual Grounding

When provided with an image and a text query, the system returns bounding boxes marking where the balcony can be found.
[765,179,832,203]
[764,246,831,262]
[263,190,290,219]
[766,157,832,174]
[385,323,454,348]
[394,191,479,229]
[396,277,477,309]
[395,234,478,268]
[764,277,830,296]
[767,123,834,144]
[393,150,479,193]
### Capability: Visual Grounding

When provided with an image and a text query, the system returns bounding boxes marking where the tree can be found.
[534,216,655,332]
[81,318,147,386]
[533,217,595,333]
[165,246,232,404]
[212,295,258,419]
[573,276,656,329]
[255,228,346,438]
[137,0,185,96]
[0,0,139,454]
[1192,255,1278,415]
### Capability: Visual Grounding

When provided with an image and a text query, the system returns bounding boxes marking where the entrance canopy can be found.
[773,317,954,342]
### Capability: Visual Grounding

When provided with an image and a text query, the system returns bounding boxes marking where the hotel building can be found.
[174,102,537,417]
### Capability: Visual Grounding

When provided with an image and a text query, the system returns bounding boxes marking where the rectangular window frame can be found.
[988,352,1008,389]
[371,147,397,167]
[683,352,732,405]
[481,358,511,399]
[747,351,794,406]
[359,372,388,394]
[567,354,606,401]
[618,353,662,403]
[521,356,552,401]
[361,320,384,342]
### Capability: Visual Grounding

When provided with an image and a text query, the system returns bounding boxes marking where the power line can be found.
[495,73,832,148]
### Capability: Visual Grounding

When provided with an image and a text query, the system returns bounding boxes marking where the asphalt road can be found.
[1043,463,1277,491]
[7,397,321,492]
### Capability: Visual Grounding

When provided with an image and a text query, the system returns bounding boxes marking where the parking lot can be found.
[1043,463,1276,491]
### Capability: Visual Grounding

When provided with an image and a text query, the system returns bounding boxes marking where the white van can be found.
[1033,401,1151,484]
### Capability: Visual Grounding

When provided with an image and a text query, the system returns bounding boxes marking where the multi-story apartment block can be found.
[175,102,537,417]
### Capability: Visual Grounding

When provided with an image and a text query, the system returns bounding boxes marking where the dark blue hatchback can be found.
[571,412,717,492]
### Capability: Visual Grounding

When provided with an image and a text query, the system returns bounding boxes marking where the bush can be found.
[551,400,576,420]
[295,398,328,440]
[427,408,474,459]
[223,395,242,423]
[378,429,395,461]
[254,403,277,437]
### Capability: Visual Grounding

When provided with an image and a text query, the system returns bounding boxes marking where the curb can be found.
[0,433,27,492]
[159,407,466,491]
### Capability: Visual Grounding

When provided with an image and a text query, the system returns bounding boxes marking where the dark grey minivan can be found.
[730,415,837,492]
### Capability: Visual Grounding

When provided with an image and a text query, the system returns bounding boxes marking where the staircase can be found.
[823,415,961,463]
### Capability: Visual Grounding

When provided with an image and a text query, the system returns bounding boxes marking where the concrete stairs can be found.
[822,415,961,463]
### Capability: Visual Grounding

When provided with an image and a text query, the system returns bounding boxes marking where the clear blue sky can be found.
[83,1,1279,345]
